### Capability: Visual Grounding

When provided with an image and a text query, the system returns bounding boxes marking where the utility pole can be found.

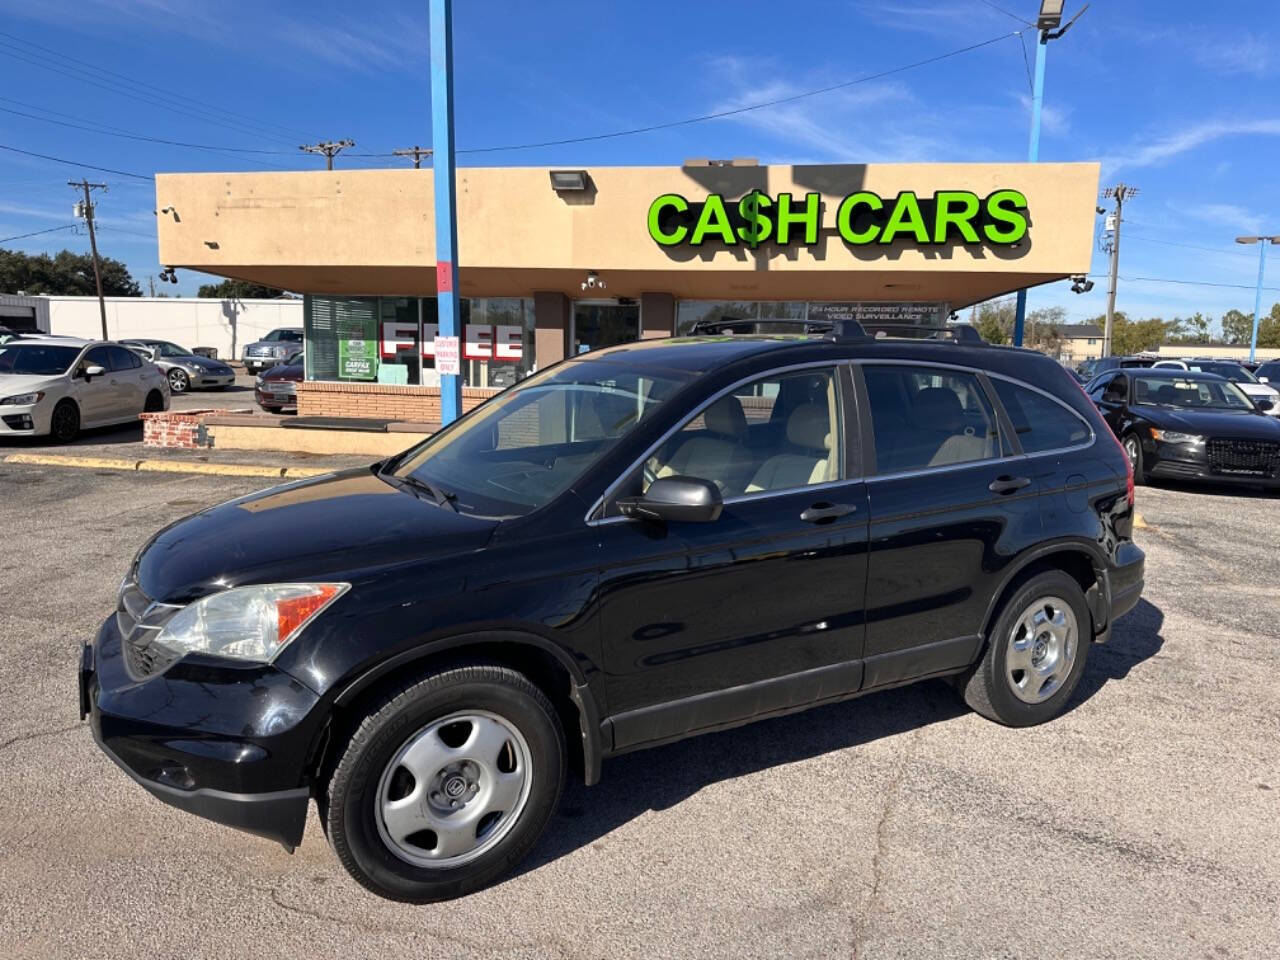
[392,146,433,169]
[1101,183,1138,357]
[69,179,109,340]
[431,0,463,425]
[1012,2,1089,347]
[299,139,355,170]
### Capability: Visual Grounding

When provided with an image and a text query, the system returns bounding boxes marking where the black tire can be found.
[1122,433,1147,485]
[959,570,1091,727]
[49,399,80,443]
[167,368,189,394]
[144,390,165,412]
[325,664,565,903]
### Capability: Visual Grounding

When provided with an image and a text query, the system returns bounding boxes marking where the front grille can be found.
[116,581,182,680]
[1206,438,1280,477]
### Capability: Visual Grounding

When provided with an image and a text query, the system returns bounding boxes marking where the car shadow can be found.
[0,422,144,448]
[1145,478,1278,499]
[518,598,1165,878]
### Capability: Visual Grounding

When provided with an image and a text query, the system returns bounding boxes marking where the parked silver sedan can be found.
[121,339,236,394]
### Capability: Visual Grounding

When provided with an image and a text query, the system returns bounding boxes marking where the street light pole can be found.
[430,0,462,425]
[1012,2,1087,348]
[1237,236,1279,363]
[1012,32,1047,348]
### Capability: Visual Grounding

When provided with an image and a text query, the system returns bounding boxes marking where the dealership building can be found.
[154,161,1100,421]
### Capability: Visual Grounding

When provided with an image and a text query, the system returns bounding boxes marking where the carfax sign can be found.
[646,189,1029,249]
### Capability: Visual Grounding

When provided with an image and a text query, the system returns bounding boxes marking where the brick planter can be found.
[296,381,499,421]
[140,409,251,449]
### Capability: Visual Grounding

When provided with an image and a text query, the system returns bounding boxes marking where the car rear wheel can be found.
[325,664,565,903]
[959,570,1091,727]
[144,390,165,413]
[49,399,79,443]
[167,369,189,394]
[1122,433,1147,485]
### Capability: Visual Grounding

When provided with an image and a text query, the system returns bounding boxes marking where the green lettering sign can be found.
[649,188,1030,250]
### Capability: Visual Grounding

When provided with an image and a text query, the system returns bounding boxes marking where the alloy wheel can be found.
[51,402,79,442]
[1005,595,1077,704]
[375,710,533,869]
[168,369,189,393]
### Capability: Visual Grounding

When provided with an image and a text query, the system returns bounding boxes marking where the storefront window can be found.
[304,295,535,388]
[675,300,807,336]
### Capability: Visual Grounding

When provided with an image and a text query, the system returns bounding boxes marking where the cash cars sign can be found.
[646,189,1029,249]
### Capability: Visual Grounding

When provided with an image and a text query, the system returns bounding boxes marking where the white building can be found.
[41,295,302,359]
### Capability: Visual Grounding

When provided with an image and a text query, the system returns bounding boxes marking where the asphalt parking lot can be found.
[0,465,1276,960]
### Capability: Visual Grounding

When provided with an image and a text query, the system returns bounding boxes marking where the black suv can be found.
[81,323,1144,902]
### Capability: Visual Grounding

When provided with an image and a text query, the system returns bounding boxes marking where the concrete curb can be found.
[3,453,331,479]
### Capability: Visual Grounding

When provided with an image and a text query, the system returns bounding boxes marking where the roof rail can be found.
[686,317,865,340]
[857,322,988,345]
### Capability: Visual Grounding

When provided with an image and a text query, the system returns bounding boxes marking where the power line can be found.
[0,100,295,170]
[0,29,315,145]
[1016,30,1034,94]
[382,29,1024,157]
[0,39,305,149]
[0,223,79,244]
[1087,272,1280,293]
[0,143,154,181]
[1124,233,1260,260]
[976,0,1035,26]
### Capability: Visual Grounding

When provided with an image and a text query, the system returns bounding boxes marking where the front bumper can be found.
[255,383,298,409]
[1147,440,1280,487]
[244,356,288,372]
[0,400,53,436]
[193,371,236,388]
[80,615,320,849]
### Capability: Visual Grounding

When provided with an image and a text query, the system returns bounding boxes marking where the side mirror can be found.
[616,475,723,524]
[1256,397,1275,412]
[83,364,106,381]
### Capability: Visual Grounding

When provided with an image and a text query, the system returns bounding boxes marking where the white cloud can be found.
[1183,203,1263,236]
[1101,118,1280,175]
[703,56,1004,164]
[1016,93,1070,136]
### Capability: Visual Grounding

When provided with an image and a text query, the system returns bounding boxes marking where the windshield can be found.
[1184,361,1257,383]
[1134,376,1254,411]
[150,341,193,358]
[1258,362,1280,381]
[265,329,303,342]
[391,361,694,517]
[0,343,82,375]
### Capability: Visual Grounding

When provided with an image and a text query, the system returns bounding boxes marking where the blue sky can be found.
[1,0,1277,331]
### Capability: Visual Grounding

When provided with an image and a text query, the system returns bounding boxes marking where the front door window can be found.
[572,302,639,355]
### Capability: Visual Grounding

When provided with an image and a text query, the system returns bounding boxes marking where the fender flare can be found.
[330,630,604,786]
[979,540,1109,640]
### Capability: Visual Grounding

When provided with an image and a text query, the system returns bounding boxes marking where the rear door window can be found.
[990,379,1090,453]
[862,365,1000,473]
[107,346,142,371]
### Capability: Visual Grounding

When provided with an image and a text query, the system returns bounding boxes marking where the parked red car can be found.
[254,350,302,413]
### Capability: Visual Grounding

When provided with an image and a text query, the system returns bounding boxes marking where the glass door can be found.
[572,301,640,355]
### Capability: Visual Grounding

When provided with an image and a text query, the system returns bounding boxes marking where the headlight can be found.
[152,582,348,664]
[1,391,44,405]
[1150,428,1203,444]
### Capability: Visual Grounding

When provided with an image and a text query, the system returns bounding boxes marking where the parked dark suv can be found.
[80,323,1144,902]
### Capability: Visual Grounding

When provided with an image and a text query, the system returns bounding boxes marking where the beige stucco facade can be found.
[155,162,1100,306]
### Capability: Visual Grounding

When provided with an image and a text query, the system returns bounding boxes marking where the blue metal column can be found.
[430,0,462,424]
[1249,239,1269,364]
[1013,31,1047,348]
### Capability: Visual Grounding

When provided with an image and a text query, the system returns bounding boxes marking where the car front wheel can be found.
[1122,433,1147,485]
[959,570,1091,727]
[325,664,565,903]
[49,399,80,443]
[167,369,190,394]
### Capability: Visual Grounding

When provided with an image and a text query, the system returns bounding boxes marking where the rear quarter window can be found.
[991,378,1090,454]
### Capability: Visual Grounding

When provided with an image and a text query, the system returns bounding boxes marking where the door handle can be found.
[988,475,1032,495]
[800,502,856,524]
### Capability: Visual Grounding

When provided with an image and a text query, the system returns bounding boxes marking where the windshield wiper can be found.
[394,473,459,512]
